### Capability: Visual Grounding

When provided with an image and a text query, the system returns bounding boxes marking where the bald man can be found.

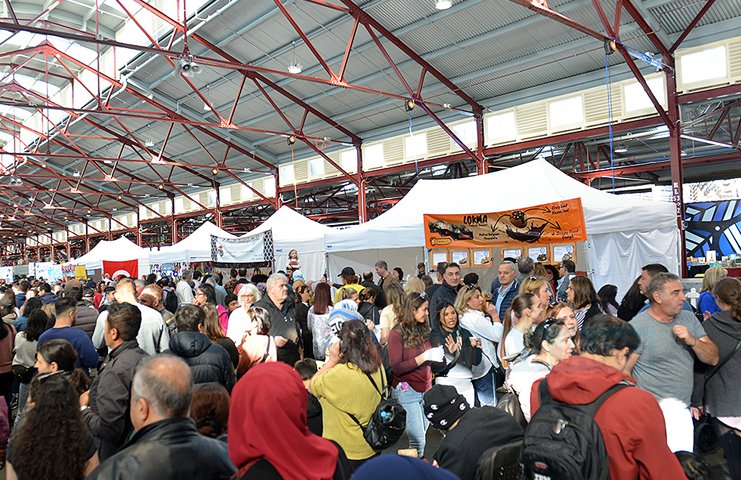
[87,355,235,479]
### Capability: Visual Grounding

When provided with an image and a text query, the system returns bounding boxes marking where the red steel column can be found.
[666,61,687,277]
[356,145,367,223]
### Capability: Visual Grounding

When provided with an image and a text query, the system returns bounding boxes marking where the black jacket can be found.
[169,331,235,391]
[358,301,380,325]
[430,325,482,376]
[433,407,524,480]
[82,340,149,461]
[429,282,459,331]
[87,417,236,480]
[255,295,299,365]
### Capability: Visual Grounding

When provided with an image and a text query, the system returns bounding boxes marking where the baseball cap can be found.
[337,266,355,277]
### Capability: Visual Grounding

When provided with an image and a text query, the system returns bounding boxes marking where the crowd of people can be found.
[0,254,736,480]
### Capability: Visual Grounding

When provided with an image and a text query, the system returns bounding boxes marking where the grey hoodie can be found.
[692,310,741,417]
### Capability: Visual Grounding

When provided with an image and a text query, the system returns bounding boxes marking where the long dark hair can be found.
[313,283,332,315]
[198,283,218,305]
[620,275,646,313]
[191,383,230,438]
[12,373,90,480]
[394,292,430,348]
[25,310,50,342]
[597,284,619,312]
[338,320,382,374]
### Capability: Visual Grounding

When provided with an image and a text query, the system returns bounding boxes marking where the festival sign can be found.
[424,198,587,248]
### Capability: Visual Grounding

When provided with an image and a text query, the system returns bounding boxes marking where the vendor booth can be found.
[326,159,679,297]
[149,221,236,265]
[245,206,332,282]
[72,236,151,278]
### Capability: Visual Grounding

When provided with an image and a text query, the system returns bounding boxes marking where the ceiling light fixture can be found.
[614,144,628,153]
[144,139,155,147]
[404,99,415,111]
[287,41,303,74]
[435,0,452,10]
[211,168,219,176]
[178,55,202,78]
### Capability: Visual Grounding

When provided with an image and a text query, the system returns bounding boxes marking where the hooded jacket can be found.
[530,356,684,480]
[692,310,741,417]
[168,331,235,391]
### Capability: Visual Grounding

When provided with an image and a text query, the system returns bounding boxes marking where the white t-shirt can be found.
[176,280,194,305]
[226,307,250,345]
[93,303,169,356]
[506,355,551,421]
[503,329,526,359]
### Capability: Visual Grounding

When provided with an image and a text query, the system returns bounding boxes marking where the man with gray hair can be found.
[87,355,235,479]
[515,256,534,282]
[626,272,719,453]
[254,273,299,365]
[175,270,195,305]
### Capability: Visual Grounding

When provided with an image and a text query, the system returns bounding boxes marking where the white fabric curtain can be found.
[587,228,680,302]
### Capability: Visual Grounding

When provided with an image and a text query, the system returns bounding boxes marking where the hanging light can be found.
[117,194,123,201]
[211,168,219,176]
[144,139,155,147]
[435,0,452,10]
[287,41,303,74]
[158,184,165,190]
[404,99,415,111]
[614,144,628,153]
[287,135,296,146]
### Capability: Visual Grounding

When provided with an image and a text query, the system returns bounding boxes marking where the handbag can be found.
[496,388,527,429]
[694,338,741,453]
[12,364,36,384]
[344,371,406,451]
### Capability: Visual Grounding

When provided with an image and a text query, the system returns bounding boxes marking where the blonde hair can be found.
[454,284,481,315]
[404,277,426,295]
[518,276,547,297]
[702,267,728,293]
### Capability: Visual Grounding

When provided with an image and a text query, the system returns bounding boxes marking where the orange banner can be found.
[424,198,587,248]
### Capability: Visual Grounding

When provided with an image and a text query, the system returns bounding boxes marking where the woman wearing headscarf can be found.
[228,362,352,480]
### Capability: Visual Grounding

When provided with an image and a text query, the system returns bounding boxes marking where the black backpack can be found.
[523,379,629,480]
[343,370,406,451]
[163,289,179,314]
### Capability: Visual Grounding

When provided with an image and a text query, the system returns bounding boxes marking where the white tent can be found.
[246,206,332,282]
[73,236,151,277]
[325,159,679,296]
[149,221,236,264]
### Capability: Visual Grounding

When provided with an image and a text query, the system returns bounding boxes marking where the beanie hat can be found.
[423,384,469,430]
[328,304,364,336]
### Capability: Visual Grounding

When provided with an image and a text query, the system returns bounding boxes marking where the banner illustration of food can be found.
[424,198,587,248]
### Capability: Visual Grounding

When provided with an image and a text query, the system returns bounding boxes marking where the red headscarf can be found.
[228,362,339,480]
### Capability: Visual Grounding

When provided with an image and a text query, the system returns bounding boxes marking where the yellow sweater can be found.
[312,363,384,460]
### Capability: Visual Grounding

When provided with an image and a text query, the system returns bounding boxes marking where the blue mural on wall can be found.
[685,200,741,258]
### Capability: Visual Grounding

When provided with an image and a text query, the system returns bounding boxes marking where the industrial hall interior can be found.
[0,0,739,480]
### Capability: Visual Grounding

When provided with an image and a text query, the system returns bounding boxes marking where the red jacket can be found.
[530,356,684,480]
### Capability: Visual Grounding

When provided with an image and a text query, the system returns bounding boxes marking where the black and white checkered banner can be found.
[211,229,274,263]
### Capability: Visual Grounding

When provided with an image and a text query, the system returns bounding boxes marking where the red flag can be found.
[103,260,139,280]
